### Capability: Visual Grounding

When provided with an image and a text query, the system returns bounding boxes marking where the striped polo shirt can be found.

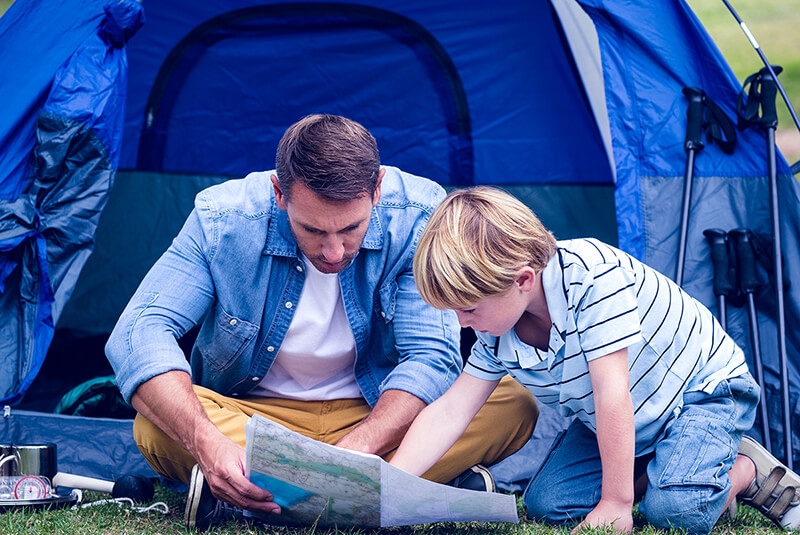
[465,238,747,455]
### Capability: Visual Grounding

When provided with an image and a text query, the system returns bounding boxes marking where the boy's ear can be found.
[516,267,536,291]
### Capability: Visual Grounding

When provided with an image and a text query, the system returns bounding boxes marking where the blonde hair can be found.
[414,186,557,310]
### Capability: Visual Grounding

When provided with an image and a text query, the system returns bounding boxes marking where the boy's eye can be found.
[462,309,475,314]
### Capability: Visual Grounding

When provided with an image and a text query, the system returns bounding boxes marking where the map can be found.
[245,415,518,527]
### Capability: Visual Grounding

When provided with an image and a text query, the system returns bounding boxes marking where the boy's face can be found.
[454,284,530,337]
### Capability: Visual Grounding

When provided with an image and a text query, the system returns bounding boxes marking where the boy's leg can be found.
[639,373,759,535]
[522,418,603,524]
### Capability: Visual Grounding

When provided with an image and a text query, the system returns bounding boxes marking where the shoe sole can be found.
[185,465,205,530]
[738,436,800,528]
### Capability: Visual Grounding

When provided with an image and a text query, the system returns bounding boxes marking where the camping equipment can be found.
[676,88,706,287]
[676,88,736,286]
[730,228,772,452]
[0,443,79,509]
[0,442,153,509]
[703,228,734,331]
[738,66,793,468]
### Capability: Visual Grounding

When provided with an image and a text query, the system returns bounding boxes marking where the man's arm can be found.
[131,371,280,515]
[389,373,499,475]
[575,348,634,534]
[334,389,425,455]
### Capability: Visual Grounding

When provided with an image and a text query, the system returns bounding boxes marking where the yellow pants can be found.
[134,375,537,484]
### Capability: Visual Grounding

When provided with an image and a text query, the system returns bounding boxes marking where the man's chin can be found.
[312,259,351,274]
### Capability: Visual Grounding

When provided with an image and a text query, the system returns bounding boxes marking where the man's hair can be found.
[275,114,381,201]
[414,186,558,310]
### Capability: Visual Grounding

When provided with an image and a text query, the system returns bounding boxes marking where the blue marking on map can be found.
[250,472,315,508]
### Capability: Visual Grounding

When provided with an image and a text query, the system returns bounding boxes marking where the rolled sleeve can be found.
[464,333,508,381]
[377,257,462,404]
[106,200,216,403]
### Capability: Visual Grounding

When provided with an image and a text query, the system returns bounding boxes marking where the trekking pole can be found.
[721,0,800,137]
[703,229,734,331]
[737,66,793,467]
[760,69,793,469]
[676,88,706,287]
[729,228,772,452]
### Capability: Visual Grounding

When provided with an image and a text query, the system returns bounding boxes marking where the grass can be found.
[0,486,783,535]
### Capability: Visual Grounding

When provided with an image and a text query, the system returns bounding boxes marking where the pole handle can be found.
[683,87,706,152]
[759,66,782,129]
[729,228,760,294]
[703,229,734,297]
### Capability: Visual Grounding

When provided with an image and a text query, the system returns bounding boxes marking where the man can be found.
[106,115,537,530]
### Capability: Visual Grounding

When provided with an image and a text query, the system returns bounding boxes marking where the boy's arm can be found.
[577,348,634,534]
[390,373,500,476]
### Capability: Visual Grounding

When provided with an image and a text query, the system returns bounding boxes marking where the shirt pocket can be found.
[377,281,397,323]
[199,305,259,373]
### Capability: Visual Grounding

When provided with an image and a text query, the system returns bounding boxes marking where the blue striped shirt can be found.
[465,238,747,455]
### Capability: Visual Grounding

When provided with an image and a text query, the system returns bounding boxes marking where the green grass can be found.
[0,486,783,535]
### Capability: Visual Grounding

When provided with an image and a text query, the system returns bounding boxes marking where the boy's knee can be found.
[523,483,576,524]
[640,487,718,535]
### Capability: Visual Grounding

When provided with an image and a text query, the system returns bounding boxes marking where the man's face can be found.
[272,171,383,274]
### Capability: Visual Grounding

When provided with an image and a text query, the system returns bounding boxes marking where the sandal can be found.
[738,435,800,529]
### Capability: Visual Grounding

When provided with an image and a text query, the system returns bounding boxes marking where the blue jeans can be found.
[523,373,759,534]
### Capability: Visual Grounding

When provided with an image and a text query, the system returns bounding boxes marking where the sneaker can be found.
[738,435,800,529]
[185,465,244,531]
[447,464,497,493]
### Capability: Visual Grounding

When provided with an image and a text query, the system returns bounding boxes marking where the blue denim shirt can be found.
[106,167,462,406]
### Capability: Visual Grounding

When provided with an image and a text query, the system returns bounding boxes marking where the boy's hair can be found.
[414,186,557,310]
[275,114,381,202]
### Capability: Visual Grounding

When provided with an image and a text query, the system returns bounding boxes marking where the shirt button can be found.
[296,265,303,272]
[252,376,260,382]
[381,311,386,318]
[229,318,237,326]
[267,346,275,352]
[285,301,293,309]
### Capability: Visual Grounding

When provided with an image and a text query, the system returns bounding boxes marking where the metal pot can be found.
[0,444,57,480]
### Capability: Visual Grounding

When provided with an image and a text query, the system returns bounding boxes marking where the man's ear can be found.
[271,174,287,211]
[372,168,385,207]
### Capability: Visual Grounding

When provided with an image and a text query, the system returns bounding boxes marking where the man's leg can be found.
[134,385,372,484]
[136,376,536,485]
[638,373,759,534]
[390,375,538,483]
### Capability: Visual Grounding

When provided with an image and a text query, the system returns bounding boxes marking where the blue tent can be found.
[2,0,799,484]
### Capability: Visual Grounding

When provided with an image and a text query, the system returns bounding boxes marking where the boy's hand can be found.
[573,499,633,534]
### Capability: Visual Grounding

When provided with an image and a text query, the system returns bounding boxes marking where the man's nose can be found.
[321,238,345,262]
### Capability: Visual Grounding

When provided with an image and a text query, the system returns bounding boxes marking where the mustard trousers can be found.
[134,375,537,484]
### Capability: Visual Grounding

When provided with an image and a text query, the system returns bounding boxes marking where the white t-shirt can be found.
[253,255,361,400]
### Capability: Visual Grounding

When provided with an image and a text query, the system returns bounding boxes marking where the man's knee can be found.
[491,377,538,438]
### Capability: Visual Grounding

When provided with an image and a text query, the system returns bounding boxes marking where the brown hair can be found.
[275,114,380,201]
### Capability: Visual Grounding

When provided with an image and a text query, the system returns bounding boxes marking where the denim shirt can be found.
[106,166,462,406]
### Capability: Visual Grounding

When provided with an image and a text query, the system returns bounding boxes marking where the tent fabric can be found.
[0,0,144,404]
[122,0,613,186]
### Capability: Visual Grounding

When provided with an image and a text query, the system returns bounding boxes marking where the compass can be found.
[14,475,49,500]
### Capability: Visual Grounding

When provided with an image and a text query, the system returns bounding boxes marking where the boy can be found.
[390,186,800,534]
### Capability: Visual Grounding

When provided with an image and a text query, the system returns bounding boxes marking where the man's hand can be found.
[573,499,633,534]
[193,433,281,515]
[131,371,280,514]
